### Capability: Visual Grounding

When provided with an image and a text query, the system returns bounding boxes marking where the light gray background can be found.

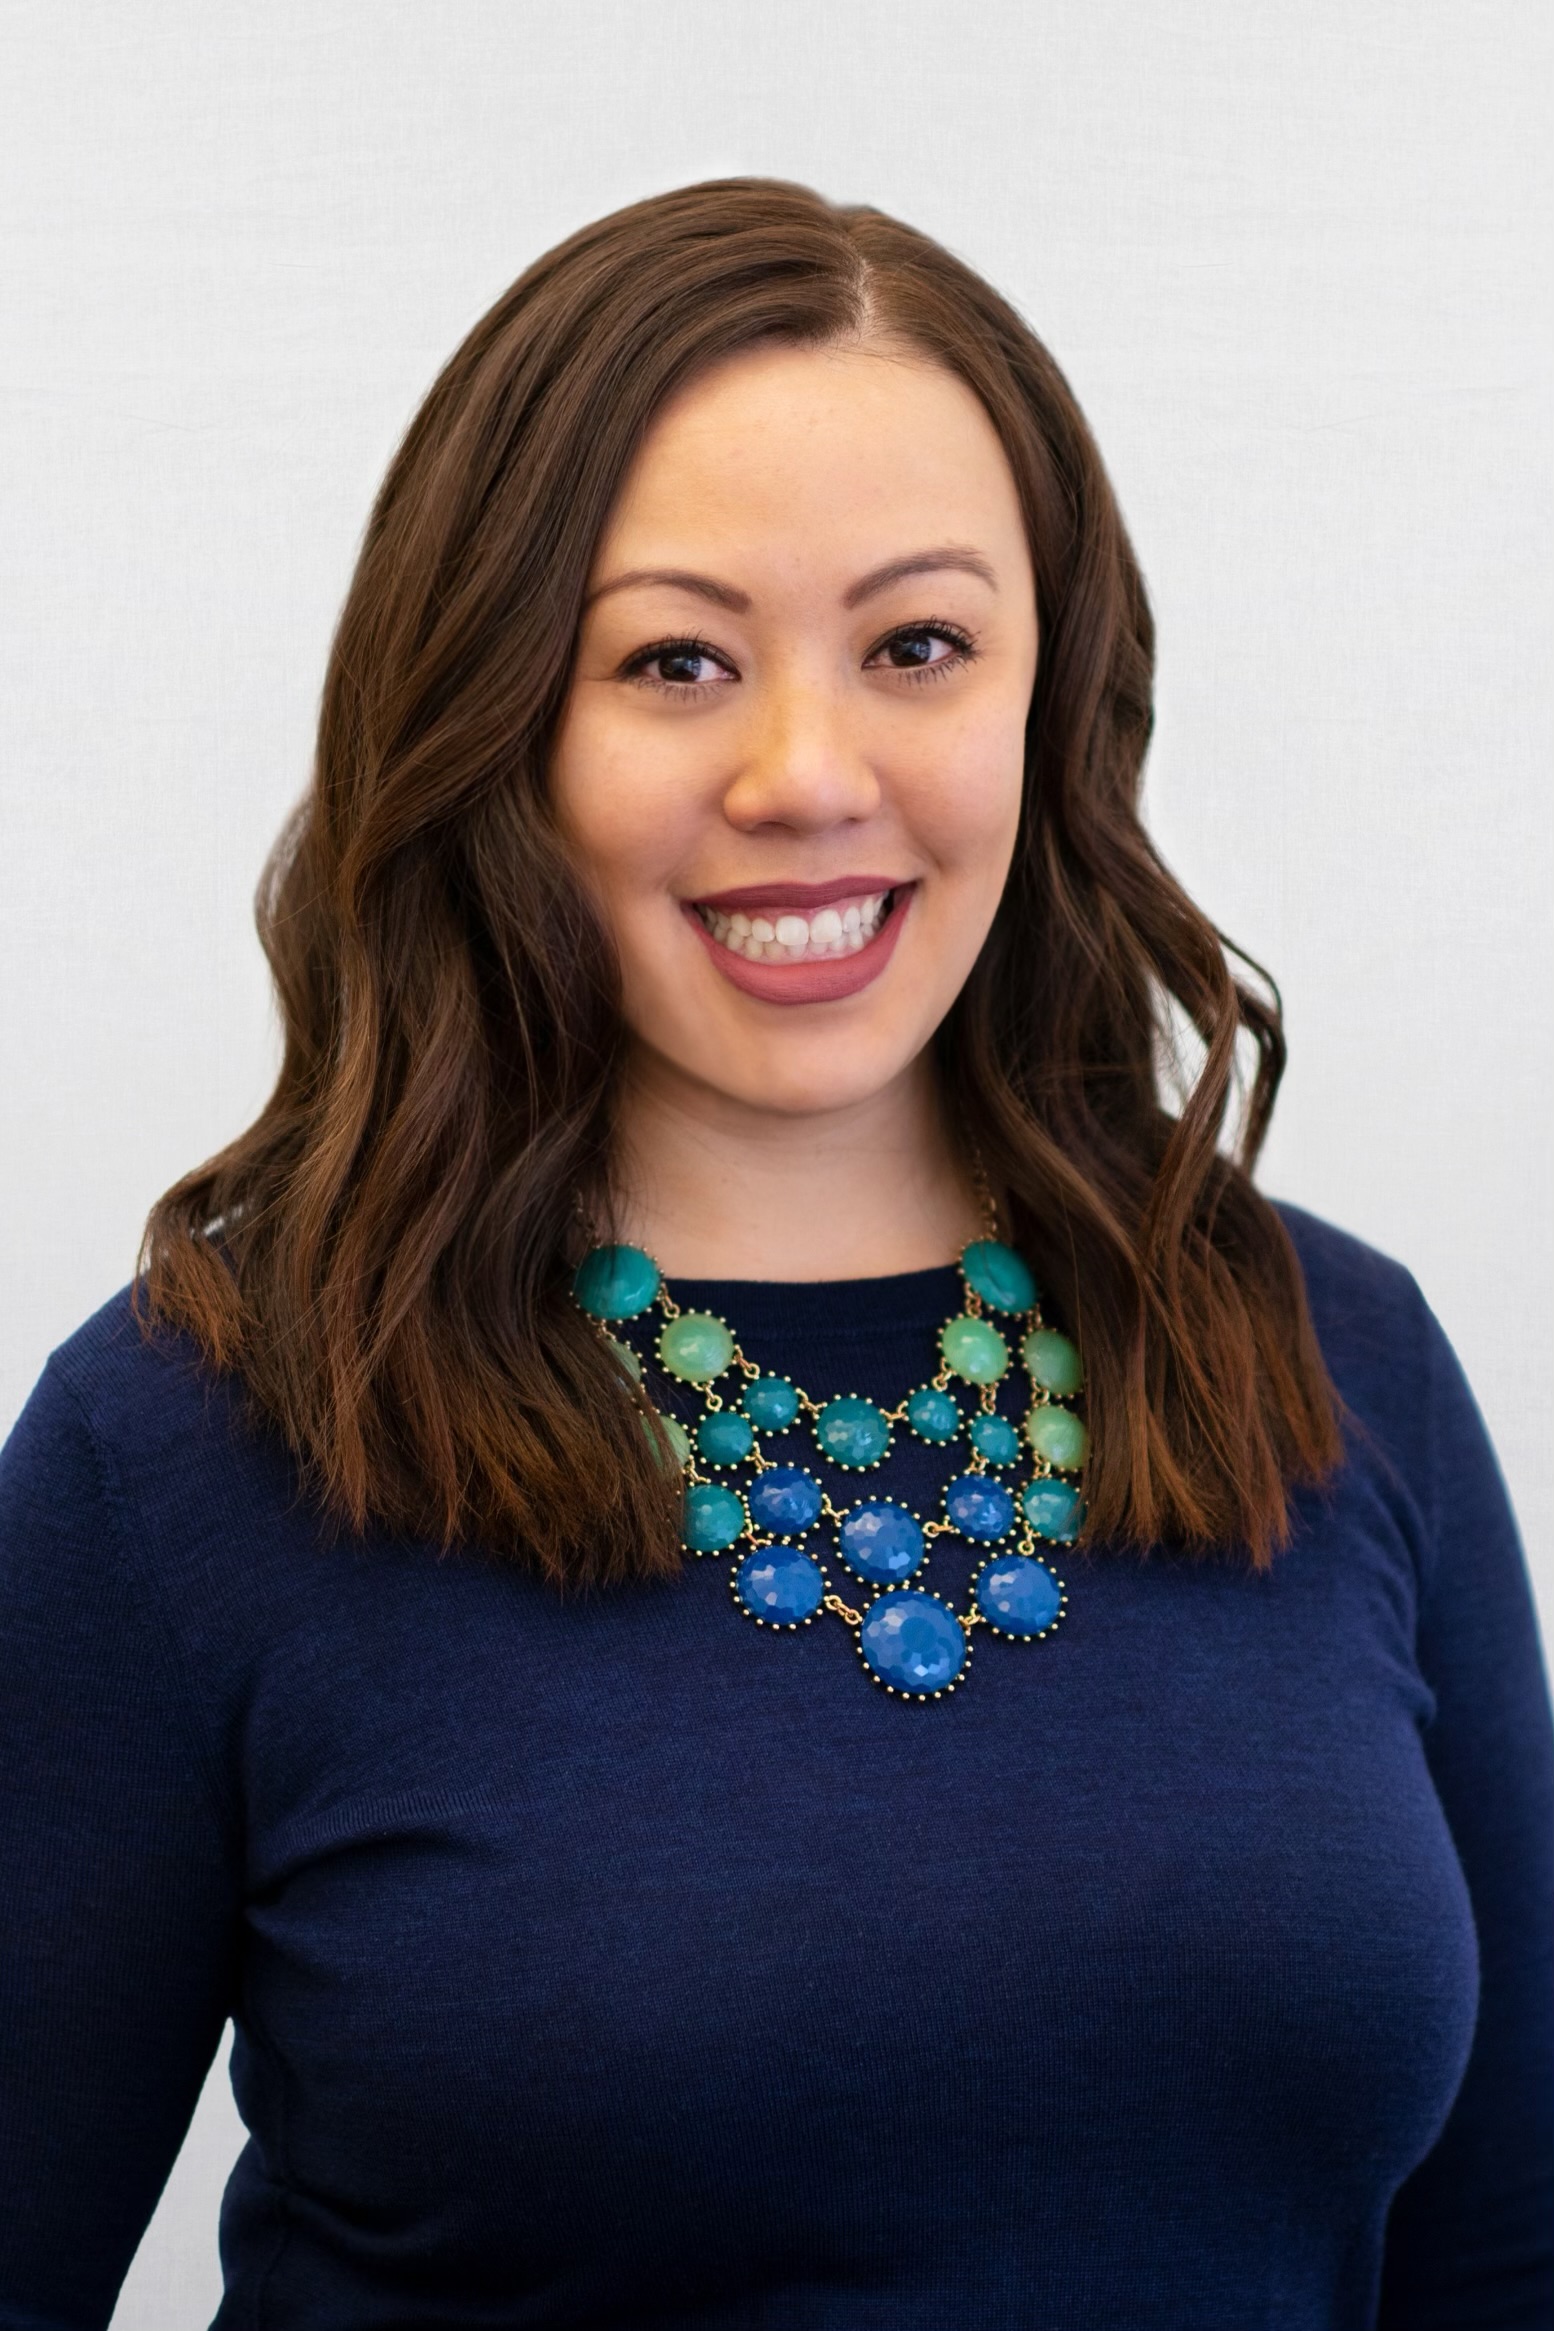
[2,2,1549,2318]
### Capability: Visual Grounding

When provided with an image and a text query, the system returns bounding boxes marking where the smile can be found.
[681,877,916,1006]
[694,890,893,964]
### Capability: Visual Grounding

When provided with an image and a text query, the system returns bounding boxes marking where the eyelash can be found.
[619,635,731,696]
[867,617,979,685]
[618,620,980,695]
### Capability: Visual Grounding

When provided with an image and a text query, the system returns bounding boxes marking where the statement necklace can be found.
[574,1228,1089,1703]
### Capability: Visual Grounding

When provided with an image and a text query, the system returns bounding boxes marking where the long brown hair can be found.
[141,177,1340,1579]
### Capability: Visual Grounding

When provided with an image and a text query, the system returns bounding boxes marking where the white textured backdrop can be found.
[1,2,1549,2319]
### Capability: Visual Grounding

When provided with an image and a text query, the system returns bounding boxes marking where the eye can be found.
[620,636,738,692]
[863,621,978,679]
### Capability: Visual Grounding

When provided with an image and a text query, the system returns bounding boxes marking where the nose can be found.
[720,663,882,835]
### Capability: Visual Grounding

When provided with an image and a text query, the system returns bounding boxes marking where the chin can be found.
[692,1026,930,1119]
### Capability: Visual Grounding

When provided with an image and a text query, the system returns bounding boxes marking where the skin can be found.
[548,337,1039,1280]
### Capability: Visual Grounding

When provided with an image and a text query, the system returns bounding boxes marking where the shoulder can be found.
[1272,1199,1434,1391]
[19,1282,237,1485]
[4,1281,295,1573]
[1271,1200,1495,1530]
[37,1279,208,1412]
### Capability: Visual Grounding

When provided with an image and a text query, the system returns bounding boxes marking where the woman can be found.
[1,178,1548,2328]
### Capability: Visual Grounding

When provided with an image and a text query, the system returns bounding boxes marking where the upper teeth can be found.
[697,892,893,963]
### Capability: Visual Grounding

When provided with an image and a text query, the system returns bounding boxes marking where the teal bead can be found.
[814,1396,891,1470]
[1023,1327,1084,1397]
[968,1411,1021,1466]
[1027,1403,1089,1471]
[1022,1476,1085,1543]
[573,1243,660,1321]
[940,1313,1009,1386]
[960,1239,1037,1314]
[743,1375,801,1431]
[659,1312,735,1384]
[697,1410,754,1467]
[906,1385,961,1443]
[682,1480,745,1552]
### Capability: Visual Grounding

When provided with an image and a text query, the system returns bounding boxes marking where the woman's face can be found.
[549,338,1038,1121]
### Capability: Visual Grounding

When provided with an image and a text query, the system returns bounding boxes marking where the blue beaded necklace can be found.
[572,1232,1088,1702]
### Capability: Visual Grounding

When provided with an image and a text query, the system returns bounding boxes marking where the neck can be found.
[607,1050,984,1282]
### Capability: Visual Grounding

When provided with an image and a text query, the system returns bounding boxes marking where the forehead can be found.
[592,340,1028,580]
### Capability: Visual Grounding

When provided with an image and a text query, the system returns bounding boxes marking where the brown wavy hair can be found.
[140,177,1340,1580]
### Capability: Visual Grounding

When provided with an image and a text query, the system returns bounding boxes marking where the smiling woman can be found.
[0,179,1550,2329]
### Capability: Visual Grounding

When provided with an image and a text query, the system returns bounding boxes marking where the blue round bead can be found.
[975,1555,1062,1636]
[944,1473,1016,1541]
[682,1481,745,1553]
[697,1410,754,1467]
[960,1238,1038,1314]
[815,1395,891,1469]
[746,1466,823,1537]
[859,1592,967,1695]
[968,1411,1021,1466]
[838,1500,925,1585]
[573,1243,660,1321]
[743,1375,801,1431]
[734,1547,824,1625]
[906,1385,961,1443]
[1021,1476,1086,1544]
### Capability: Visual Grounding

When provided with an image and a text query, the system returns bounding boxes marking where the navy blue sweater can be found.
[1,1207,1550,2328]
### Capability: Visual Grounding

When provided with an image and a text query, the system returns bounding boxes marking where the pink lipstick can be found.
[682,880,915,1006]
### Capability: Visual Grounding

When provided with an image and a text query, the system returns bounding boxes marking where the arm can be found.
[1376,1301,1554,2328]
[0,1360,240,2329]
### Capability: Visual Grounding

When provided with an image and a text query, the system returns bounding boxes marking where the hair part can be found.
[141,176,1341,1580]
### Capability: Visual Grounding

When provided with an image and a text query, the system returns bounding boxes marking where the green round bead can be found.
[815,1396,891,1470]
[573,1243,660,1321]
[607,1336,642,1383]
[682,1480,745,1552]
[906,1385,961,1443]
[1026,1404,1089,1471]
[960,1239,1037,1314]
[644,1411,691,1471]
[939,1313,1009,1386]
[659,1312,735,1384]
[1022,1328,1084,1397]
[697,1410,754,1467]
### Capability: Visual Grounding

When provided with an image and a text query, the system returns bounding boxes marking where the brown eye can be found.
[654,647,724,685]
[864,622,976,674]
[622,636,737,690]
[885,631,939,668]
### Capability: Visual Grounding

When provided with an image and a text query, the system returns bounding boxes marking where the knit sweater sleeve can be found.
[0,1356,241,2329]
[1375,1292,1554,2327]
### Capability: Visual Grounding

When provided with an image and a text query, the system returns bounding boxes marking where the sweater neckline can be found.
[657,1261,964,1342]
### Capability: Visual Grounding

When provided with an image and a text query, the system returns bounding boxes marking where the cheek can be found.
[550,701,700,910]
[903,703,1027,884]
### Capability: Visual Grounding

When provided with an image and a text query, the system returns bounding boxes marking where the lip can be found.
[682,884,915,1007]
[689,874,908,914]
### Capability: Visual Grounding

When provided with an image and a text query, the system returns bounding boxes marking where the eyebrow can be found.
[842,547,999,607]
[584,568,751,613]
[583,545,999,616]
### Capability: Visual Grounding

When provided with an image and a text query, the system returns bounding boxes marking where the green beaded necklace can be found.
[572,1231,1089,1702]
